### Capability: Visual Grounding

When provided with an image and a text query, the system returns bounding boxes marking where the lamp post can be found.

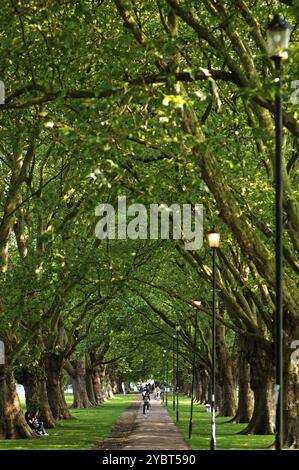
[176,324,181,423]
[208,228,220,451]
[266,14,291,452]
[162,349,168,406]
[162,351,166,404]
[165,349,169,407]
[172,335,176,411]
[189,301,200,439]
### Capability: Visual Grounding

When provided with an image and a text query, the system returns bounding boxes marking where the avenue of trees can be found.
[0,0,299,448]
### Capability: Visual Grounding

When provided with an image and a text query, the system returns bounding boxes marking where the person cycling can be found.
[142,390,150,416]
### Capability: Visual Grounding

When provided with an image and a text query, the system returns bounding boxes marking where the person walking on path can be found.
[142,390,150,416]
[124,394,190,450]
[99,393,190,450]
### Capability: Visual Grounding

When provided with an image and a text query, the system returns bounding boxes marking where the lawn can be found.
[0,393,136,450]
[164,395,275,450]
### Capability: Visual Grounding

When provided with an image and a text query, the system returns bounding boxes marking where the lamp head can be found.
[207,228,220,248]
[266,14,291,60]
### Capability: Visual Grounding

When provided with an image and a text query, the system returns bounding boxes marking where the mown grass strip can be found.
[164,395,274,450]
[0,393,136,450]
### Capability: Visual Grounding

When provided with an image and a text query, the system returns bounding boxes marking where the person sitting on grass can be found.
[25,409,49,436]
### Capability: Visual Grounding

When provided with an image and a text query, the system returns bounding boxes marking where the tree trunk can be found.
[117,378,125,394]
[0,365,34,439]
[86,368,97,406]
[216,325,237,417]
[194,370,202,403]
[233,360,253,424]
[216,382,223,414]
[240,343,275,434]
[183,382,191,395]
[17,367,57,428]
[199,370,208,403]
[69,357,93,409]
[90,365,114,403]
[229,338,254,424]
[283,357,299,448]
[111,378,120,394]
[103,370,114,399]
[197,373,203,404]
[45,353,72,420]
[92,367,104,403]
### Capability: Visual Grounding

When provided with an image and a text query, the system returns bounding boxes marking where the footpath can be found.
[98,396,190,450]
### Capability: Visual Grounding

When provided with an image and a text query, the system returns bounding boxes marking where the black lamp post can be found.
[266,14,291,452]
[189,301,200,439]
[162,351,166,404]
[162,349,168,406]
[165,349,169,407]
[176,324,181,423]
[208,228,220,451]
[172,335,176,411]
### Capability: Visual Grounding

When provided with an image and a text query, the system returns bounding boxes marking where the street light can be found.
[172,335,176,411]
[176,324,181,423]
[189,301,200,439]
[207,230,220,249]
[266,14,291,452]
[162,349,168,406]
[162,351,166,404]
[208,228,220,450]
[266,14,291,60]
[162,352,165,403]
[165,349,169,407]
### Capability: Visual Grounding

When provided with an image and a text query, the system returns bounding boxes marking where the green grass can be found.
[164,395,274,450]
[0,393,136,450]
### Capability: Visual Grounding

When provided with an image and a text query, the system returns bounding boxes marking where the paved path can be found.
[122,398,190,450]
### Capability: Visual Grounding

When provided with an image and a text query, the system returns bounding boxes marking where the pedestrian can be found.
[205,401,211,413]
[142,390,150,416]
